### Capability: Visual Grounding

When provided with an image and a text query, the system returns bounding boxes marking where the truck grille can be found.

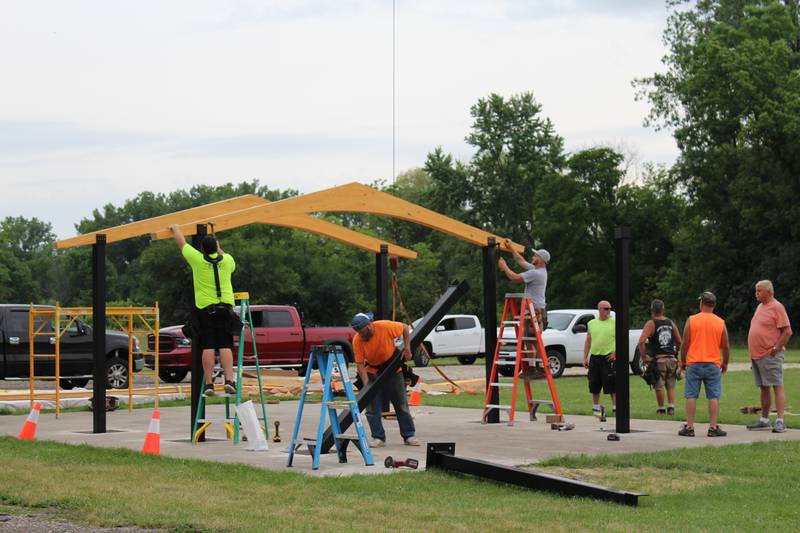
[148,334,175,353]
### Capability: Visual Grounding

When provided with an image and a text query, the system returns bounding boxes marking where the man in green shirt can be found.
[583,300,616,417]
[170,224,237,397]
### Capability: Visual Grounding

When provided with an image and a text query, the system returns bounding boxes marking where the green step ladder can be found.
[192,292,269,444]
[287,345,374,470]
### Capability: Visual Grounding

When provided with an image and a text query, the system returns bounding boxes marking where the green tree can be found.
[635,0,800,329]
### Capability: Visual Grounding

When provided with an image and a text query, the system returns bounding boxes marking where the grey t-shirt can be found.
[520,264,547,308]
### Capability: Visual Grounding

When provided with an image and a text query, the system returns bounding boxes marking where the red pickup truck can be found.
[146,305,355,382]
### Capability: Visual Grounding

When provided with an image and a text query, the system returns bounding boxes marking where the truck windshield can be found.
[546,312,574,331]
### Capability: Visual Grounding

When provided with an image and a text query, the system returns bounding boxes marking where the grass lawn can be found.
[421,369,800,429]
[0,437,798,532]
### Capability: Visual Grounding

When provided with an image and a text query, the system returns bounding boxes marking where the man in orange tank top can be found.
[678,292,730,437]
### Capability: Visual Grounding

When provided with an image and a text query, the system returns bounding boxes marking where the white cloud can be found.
[0,0,677,239]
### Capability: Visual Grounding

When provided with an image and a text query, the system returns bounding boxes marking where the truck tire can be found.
[457,355,476,365]
[159,369,189,383]
[630,349,644,376]
[106,355,130,389]
[546,348,566,378]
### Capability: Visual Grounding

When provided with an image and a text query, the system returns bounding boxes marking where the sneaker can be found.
[369,438,386,448]
[203,383,215,397]
[667,407,675,416]
[707,426,727,437]
[656,407,666,415]
[404,436,421,446]
[746,419,772,431]
[678,424,695,437]
[773,420,786,433]
[224,380,237,395]
[593,406,606,422]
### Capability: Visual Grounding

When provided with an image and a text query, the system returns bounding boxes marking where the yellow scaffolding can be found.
[28,304,160,417]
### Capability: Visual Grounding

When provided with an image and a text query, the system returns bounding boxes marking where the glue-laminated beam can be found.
[256,215,417,259]
[55,195,267,249]
[150,182,525,253]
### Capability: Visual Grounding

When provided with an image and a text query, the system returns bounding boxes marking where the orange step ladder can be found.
[482,293,563,425]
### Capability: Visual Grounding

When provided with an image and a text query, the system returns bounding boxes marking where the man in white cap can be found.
[499,238,550,378]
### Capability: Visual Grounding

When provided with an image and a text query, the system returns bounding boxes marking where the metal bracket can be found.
[425,442,645,506]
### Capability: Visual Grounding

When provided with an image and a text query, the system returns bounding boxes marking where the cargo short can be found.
[653,355,678,391]
[751,351,784,387]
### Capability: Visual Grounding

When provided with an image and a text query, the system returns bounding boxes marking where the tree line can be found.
[2,1,797,339]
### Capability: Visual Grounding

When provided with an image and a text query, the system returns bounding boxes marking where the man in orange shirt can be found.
[351,312,420,447]
[678,292,730,437]
[746,280,793,433]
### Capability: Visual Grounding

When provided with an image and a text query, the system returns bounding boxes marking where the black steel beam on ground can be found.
[615,226,631,434]
[320,280,470,453]
[426,443,644,506]
[375,244,389,320]
[190,224,207,441]
[92,234,107,433]
[482,237,499,423]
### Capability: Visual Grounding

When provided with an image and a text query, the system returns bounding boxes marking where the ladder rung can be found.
[501,321,520,325]
[196,418,234,423]
[495,361,517,366]
[334,434,361,441]
[529,400,554,406]
[32,354,57,358]
[325,401,357,407]
[490,383,514,388]
[485,404,512,410]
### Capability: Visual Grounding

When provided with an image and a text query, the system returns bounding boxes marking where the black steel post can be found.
[615,226,631,433]
[92,234,107,433]
[190,224,207,441]
[375,244,389,319]
[482,237,499,424]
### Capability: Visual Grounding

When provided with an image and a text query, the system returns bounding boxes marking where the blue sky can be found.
[0,0,676,239]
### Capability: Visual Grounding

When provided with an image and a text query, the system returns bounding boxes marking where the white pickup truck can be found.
[411,314,485,366]
[413,310,644,379]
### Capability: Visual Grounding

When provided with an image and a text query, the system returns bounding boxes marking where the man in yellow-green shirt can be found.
[170,224,237,397]
[583,300,616,416]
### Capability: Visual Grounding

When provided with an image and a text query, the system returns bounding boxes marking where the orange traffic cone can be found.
[18,402,41,440]
[409,382,422,407]
[142,409,161,455]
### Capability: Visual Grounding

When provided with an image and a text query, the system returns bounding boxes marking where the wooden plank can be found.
[55,194,267,249]
[150,182,524,252]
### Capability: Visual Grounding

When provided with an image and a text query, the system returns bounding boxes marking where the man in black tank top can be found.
[637,299,683,415]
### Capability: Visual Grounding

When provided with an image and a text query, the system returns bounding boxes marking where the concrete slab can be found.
[2,402,798,477]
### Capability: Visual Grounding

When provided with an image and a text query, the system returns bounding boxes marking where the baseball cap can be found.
[351,312,374,331]
[698,291,716,305]
[533,249,551,264]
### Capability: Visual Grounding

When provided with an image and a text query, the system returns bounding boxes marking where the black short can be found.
[588,354,615,395]
[197,305,234,351]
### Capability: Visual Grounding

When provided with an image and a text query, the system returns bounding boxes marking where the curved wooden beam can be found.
[151,182,524,253]
[55,194,266,249]
[262,215,417,259]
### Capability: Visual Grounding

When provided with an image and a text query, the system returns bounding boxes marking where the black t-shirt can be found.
[648,318,677,356]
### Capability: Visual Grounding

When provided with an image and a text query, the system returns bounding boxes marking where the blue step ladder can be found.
[287,345,373,470]
[192,292,269,444]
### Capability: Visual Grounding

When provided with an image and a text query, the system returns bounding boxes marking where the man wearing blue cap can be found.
[351,312,419,447]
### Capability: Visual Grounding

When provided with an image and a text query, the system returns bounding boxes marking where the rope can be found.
[390,273,473,393]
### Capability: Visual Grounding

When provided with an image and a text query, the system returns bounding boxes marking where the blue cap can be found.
[351,312,374,331]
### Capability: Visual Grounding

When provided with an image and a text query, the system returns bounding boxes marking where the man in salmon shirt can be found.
[351,312,420,448]
[746,280,793,433]
[678,291,731,437]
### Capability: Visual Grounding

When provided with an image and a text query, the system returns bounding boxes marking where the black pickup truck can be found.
[0,304,144,389]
